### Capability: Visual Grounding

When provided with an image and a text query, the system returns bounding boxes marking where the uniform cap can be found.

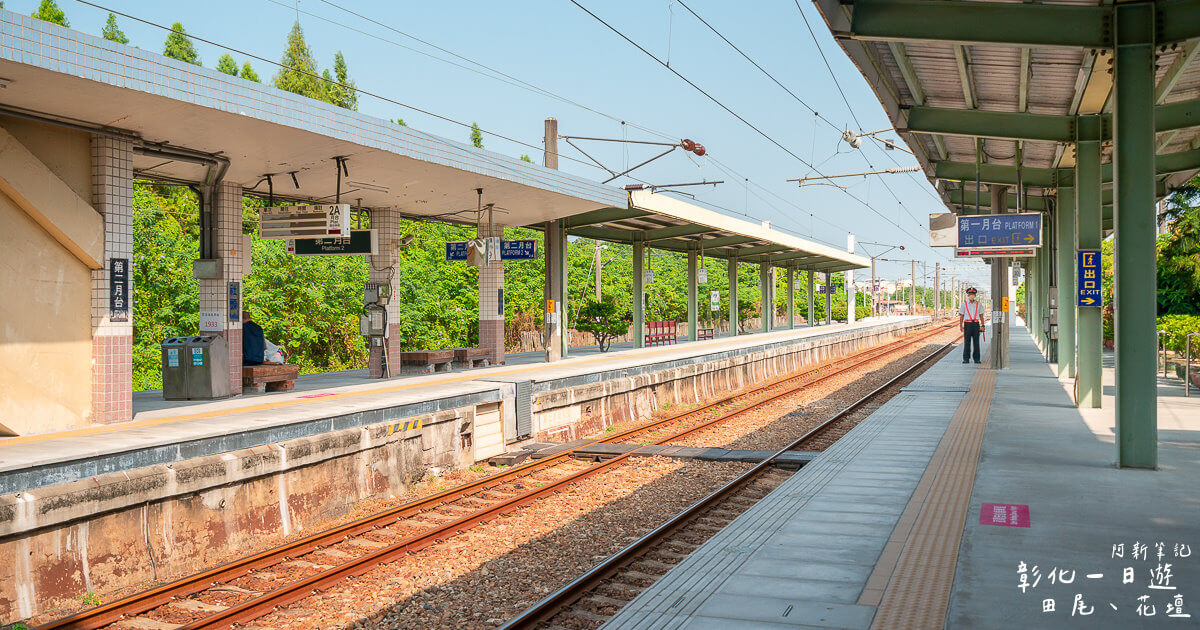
[966,287,978,294]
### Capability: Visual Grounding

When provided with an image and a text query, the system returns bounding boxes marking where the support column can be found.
[846,234,857,323]
[478,222,505,365]
[633,237,645,348]
[543,219,567,361]
[196,181,244,395]
[824,272,832,325]
[759,263,771,333]
[990,185,1010,369]
[90,135,134,422]
[1113,1,1157,468]
[1076,116,1104,408]
[1056,185,1077,378]
[728,257,739,335]
[786,266,795,329]
[368,208,403,377]
[934,263,941,319]
[687,248,698,342]
[807,270,815,326]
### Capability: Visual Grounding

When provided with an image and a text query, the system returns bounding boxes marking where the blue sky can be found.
[12,0,994,288]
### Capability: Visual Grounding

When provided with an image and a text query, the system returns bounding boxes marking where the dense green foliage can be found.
[1157,314,1200,355]
[273,22,357,109]
[241,62,261,83]
[163,22,201,65]
[1157,178,1200,315]
[31,0,67,26]
[101,13,128,44]
[470,123,483,149]
[216,54,239,76]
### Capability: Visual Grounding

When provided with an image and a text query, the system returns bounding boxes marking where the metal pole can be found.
[991,185,1010,369]
[728,257,739,335]
[687,248,698,342]
[807,269,815,326]
[1076,115,1104,408]
[847,234,856,323]
[935,263,941,319]
[594,242,602,302]
[824,272,832,325]
[1113,1,1158,469]
[786,266,795,329]
[910,260,916,316]
[759,263,771,333]
[870,257,877,316]
[1057,185,1077,378]
[633,236,645,348]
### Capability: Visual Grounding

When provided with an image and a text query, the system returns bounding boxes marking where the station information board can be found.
[260,204,351,240]
[448,240,540,261]
[288,230,377,256]
[957,213,1042,248]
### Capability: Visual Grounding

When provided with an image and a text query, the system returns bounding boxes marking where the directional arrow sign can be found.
[957,213,1042,248]
[1077,249,1102,307]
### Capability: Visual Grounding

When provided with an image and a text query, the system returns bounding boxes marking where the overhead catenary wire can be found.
[566,0,930,246]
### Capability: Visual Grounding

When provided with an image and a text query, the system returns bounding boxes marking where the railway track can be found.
[38,323,954,630]
[500,338,957,630]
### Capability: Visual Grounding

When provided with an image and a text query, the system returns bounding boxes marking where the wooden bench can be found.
[242,364,300,393]
[645,320,678,347]
[400,349,455,374]
[452,347,491,368]
[697,328,715,340]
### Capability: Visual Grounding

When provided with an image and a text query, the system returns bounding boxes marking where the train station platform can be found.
[0,317,925,497]
[604,325,1200,629]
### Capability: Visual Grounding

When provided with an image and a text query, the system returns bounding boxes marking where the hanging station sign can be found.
[954,247,1037,259]
[260,204,351,240]
[288,230,378,256]
[956,213,1042,248]
[446,240,538,262]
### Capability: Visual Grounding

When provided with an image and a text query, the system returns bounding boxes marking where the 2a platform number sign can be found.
[1077,249,1102,307]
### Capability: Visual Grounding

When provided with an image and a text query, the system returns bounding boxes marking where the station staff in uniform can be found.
[958,287,984,364]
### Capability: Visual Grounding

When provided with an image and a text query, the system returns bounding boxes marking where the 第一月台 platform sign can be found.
[287,230,377,256]
[957,213,1042,248]
[260,204,351,240]
[1077,249,1102,307]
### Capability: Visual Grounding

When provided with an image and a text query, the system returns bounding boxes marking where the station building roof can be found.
[0,10,866,272]
[813,0,1200,229]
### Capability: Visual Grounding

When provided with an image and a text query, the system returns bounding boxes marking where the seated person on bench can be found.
[242,310,285,366]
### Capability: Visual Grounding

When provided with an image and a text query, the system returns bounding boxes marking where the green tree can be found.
[470,122,483,149]
[274,22,326,100]
[391,118,407,126]
[163,22,201,66]
[241,62,261,83]
[101,13,128,44]
[575,296,631,352]
[216,54,239,77]
[520,154,532,162]
[326,51,358,110]
[32,0,68,26]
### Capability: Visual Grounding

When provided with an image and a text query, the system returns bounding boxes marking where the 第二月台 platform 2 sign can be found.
[957,213,1042,248]
[446,240,538,261]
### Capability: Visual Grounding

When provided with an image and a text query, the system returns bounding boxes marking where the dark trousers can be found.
[962,321,981,362]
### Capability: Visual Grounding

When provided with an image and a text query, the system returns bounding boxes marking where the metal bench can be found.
[400,349,456,374]
[242,364,300,393]
[452,347,491,368]
[645,320,678,347]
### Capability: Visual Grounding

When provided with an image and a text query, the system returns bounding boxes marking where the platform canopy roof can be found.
[814,0,1200,230]
[0,10,865,272]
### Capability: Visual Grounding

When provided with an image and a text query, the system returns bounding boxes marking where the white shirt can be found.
[959,300,982,322]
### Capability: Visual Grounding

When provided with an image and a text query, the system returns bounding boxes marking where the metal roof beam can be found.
[1018,47,1031,113]
[727,244,793,257]
[841,0,1110,48]
[697,235,756,248]
[937,147,1200,187]
[563,206,651,228]
[643,224,717,241]
[904,107,1077,143]
[568,225,636,243]
[887,41,947,159]
[949,189,1047,211]
[954,45,977,109]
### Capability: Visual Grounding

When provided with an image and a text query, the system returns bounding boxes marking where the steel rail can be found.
[38,323,950,630]
[500,339,957,629]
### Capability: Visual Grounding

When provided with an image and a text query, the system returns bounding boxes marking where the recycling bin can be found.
[160,335,231,400]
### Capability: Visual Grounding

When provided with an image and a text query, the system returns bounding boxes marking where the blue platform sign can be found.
[446,241,469,261]
[500,240,538,260]
[1077,249,1102,307]
[957,213,1042,248]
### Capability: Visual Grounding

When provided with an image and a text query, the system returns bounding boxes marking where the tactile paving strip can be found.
[866,366,997,629]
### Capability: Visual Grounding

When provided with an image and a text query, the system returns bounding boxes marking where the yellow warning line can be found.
[0,326,835,447]
[864,365,997,629]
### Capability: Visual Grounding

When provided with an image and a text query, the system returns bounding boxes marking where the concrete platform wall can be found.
[0,403,477,622]
[531,319,930,441]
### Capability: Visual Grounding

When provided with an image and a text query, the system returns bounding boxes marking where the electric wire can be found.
[567,0,929,245]
[793,0,863,132]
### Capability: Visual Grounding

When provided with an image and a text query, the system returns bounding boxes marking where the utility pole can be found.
[594,241,602,301]
[910,260,916,316]
[870,256,877,316]
[847,234,857,323]
[935,262,941,318]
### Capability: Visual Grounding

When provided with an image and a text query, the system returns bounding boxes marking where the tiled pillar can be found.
[90,136,134,424]
[198,181,244,395]
[368,208,403,377]
[478,224,505,364]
